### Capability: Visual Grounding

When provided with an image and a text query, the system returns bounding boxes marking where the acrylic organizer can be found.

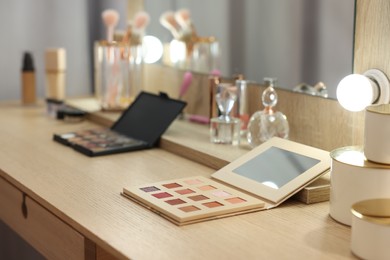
[190,37,219,74]
[167,37,219,75]
[94,40,143,111]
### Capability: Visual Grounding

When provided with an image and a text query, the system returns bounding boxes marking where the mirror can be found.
[144,0,355,99]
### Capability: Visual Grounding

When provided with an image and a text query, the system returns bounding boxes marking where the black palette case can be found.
[53,92,187,156]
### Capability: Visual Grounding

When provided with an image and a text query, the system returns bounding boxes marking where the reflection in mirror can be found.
[144,0,355,99]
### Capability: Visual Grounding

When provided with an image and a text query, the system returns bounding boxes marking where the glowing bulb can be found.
[169,39,186,63]
[336,74,375,112]
[142,35,163,64]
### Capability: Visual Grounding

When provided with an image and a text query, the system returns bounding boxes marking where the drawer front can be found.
[0,177,85,260]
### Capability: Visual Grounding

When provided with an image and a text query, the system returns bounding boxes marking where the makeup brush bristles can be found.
[174,9,191,29]
[102,9,120,43]
[133,11,150,32]
[160,11,181,39]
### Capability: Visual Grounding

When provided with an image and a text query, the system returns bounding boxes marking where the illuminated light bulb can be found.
[142,35,163,64]
[336,69,390,112]
[336,74,376,112]
[169,39,186,63]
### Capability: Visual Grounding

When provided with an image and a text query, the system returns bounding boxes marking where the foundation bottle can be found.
[21,52,36,104]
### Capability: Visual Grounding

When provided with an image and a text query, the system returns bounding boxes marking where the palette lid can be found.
[112,92,186,146]
[212,137,331,205]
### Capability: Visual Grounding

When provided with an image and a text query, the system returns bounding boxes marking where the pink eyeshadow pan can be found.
[163,183,182,189]
[212,190,231,198]
[226,197,246,204]
[152,192,172,199]
[175,189,195,195]
[184,179,203,185]
[165,198,186,206]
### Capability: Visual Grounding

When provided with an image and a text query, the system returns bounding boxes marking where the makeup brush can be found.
[175,9,198,41]
[174,9,191,33]
[102,9,120,43]
[160,11,181,39]
[132,11,150,45]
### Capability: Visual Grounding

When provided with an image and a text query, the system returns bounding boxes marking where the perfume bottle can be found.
[247,78,289,147]
[210,83,241,145]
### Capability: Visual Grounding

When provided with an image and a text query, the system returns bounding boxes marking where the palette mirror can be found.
[143,0,356,99]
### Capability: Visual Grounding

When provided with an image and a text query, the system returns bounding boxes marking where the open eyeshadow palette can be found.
[53,92,186,156]
[122,137,331,225]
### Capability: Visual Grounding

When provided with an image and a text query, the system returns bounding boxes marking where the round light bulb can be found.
[336,74,374,112]
[169,39,186,63]
[142,35,163,64]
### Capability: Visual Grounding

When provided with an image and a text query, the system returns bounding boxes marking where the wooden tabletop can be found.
[0,102,354,259]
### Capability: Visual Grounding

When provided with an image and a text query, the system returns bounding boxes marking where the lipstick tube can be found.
[21,52,36,104]
[45,48,66,101]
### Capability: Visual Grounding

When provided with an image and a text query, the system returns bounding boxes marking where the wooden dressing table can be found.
[0,100,355,259]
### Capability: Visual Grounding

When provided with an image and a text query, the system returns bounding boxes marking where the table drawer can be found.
[0,177,85,259]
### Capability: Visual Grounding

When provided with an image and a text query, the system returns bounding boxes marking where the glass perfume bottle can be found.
[247,78,289,147]
[210,83,241,145]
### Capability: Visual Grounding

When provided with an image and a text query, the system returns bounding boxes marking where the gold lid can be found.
[351,199,390,226]
[330,146,390,169]
[366,104,390,115]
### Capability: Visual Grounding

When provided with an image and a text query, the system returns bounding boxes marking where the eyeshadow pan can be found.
[226,197,246,204]
[140,186,160,192]
[188,195,209,201]
[175,189,195,195]
[198,185,216,191]
[152,192,173,199]
[163,183,182,189]
[165,198,186,206]
[212,190,231,198]
[179,205,200,213]
[184,179,203,185]
[203,201,224,208]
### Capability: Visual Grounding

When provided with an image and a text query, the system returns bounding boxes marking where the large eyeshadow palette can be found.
[122,176,265,226]
[54,128,147,156]
[54,92,186,156]
[123,137,331,225]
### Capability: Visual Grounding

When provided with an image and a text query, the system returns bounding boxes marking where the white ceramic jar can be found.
[329,146,390,226]
[351,199,390,260]
[364,104,390,164]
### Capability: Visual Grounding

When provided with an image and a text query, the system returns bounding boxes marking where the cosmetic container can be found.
[247,78,289,147]
[21,52,36,104]
[364,104,390,164]
[329,146,390,226]
[235,77,249,133]
[45,48,66,101]
[95,41,142,110]
[351,199,390,260]
[191,37,220,74]
[210,83,240,145]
